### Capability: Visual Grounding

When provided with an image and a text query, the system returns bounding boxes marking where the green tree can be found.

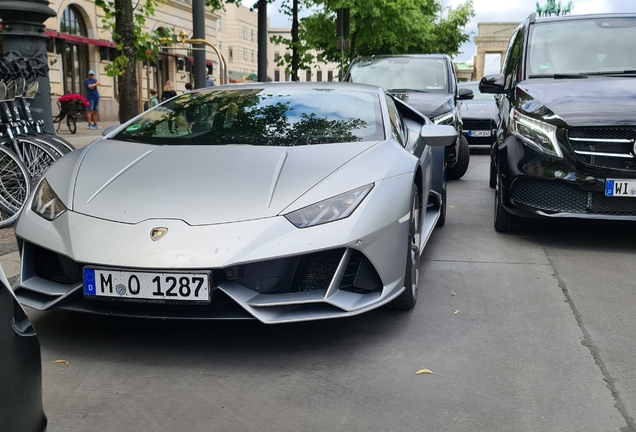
[296,0,474,76]
[95,0,243,123]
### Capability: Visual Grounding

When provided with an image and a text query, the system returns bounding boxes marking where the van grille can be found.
[568,127,636,171]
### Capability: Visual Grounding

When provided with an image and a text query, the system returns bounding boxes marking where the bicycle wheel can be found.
[67,112,77,134]
[41,134,75,154]
[29,136,65,158]
[0,145,31,228]
[4,137,59,184]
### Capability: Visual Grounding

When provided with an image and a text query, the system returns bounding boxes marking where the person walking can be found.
[161,81,178,134]
[85,70,101,130]
[161,81,177,102]
[149,89,159,108]
[184,83,192,93]
[206,66,215,87]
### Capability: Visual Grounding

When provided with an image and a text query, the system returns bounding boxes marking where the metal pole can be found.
[258,0,268,82]
[0,0,56,133]
[192,0,206,89]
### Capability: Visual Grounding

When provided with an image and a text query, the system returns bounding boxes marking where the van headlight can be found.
[32,179,67,221]
[432,109,455,125]
[511,109,562,158]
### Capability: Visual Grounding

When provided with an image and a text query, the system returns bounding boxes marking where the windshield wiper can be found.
[580,70,636,76]
[388,88,430,93]
[528,74,588,79]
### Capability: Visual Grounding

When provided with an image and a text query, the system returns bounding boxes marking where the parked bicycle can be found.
[0,52,76,228]
[54,94,88,134]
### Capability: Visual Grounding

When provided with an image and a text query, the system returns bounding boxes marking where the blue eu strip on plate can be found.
[83,269,97,296]
[606,180,614,197]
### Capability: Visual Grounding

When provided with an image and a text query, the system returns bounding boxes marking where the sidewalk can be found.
[54,120,121,149]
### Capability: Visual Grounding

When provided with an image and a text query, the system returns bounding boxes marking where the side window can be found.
[503,29,524,90]
[385,96,406,146]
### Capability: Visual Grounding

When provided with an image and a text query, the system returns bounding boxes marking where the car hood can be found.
[390,92,453,118]
[72,139,379,225]
[517,78,636,127]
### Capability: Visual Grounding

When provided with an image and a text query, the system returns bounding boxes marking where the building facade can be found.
[43,0,259,121]
[43,1,343,121]
[472,22,519,81]
[268,28,340,83]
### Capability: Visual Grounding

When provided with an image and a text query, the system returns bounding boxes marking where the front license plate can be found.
[605,179,636,197]
[83,268,211,303]
[466,130,491,137]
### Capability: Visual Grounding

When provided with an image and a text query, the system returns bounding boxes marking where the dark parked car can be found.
[458,81,497,146]
[0,266,47,432]
[346,54,473,179]
[481,13,636,231]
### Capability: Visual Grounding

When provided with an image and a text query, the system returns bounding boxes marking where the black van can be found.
[481,13,636,231]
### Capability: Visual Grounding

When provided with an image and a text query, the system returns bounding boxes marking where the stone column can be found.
[0,0,56,133]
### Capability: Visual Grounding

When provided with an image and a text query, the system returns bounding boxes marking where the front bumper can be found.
[14,174,415,324]
[498,134,636,221]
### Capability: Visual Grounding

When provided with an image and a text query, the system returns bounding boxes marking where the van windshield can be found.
[527,17,636,77]
[348,57,449,93]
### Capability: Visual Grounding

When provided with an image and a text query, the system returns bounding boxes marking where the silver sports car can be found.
[14,83,455,324]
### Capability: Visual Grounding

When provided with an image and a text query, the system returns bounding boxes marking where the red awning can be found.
[45,31,116,48]
[186,57,214,66]
[159,51,183,59]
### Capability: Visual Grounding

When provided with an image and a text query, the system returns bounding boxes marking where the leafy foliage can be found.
[282,0,474,76]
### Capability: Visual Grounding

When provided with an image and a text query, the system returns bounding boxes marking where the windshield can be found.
[527,17,636,76]
[348,57,449,93]
[458,82,495,101]
[113,87,385,146]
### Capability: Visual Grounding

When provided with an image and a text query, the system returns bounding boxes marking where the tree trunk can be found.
[115,0,138,123]
[291,0,299,81]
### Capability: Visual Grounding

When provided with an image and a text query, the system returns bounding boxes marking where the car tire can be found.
[494,174,522,232]
[391,185,420,310]
[447,135,470,180]
[489,157,497,189]
[436,171,447,227]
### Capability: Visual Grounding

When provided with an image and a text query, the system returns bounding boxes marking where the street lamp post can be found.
[257,0,268,82]
[0,0,56,133]
[192,0,207,89]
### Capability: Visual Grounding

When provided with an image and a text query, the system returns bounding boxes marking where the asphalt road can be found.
[4,152,636,432]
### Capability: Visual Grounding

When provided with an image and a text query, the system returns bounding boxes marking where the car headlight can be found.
[284,184,374,228]
[31,179,67,221]
[432,109,455,125]
[511,109,562,158]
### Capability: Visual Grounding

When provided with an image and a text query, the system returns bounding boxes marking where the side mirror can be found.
[458,87,474,100]
[479,74,506,94]
[102,125,120,137]
[419,124,457,147]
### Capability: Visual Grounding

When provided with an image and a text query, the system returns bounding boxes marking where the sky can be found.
[248,0,636,64]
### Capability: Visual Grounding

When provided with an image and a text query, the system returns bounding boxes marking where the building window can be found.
[285,72,290,81]
[243,27,247,40]
[274,70,280,81]
[328,70,333,82]
[228,47,233,63]
[306,70,311,82]
[316,70,323,82]
[60,5,89,96]
[61,5,87,36]
[251,50,254,62]
[217,19,222,31]
[218,41,222,52]
[243,48,247,61]
[250,29,254,42]
[274,52,280,61]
